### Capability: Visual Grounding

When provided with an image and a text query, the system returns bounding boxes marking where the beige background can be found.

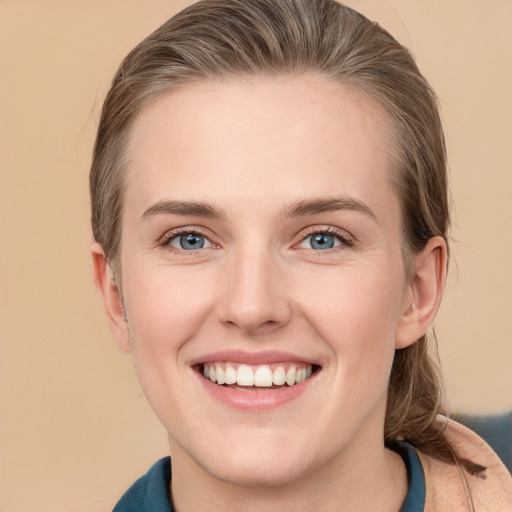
[0,1,510,510]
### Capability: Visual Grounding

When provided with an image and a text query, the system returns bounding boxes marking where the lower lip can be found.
[196,371,317,411]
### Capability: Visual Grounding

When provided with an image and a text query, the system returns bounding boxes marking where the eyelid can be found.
[158,226,218,249]
[294,225,355,249]
[157,224,354,252]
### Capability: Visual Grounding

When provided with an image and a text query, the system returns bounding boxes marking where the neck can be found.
[169,433,407,512]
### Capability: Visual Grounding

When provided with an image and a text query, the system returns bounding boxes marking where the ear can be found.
[91,242,131,353]
[395,236,447,349]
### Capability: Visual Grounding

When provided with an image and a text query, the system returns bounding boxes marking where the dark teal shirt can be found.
[113,443,425,512]
[398,442,426,512]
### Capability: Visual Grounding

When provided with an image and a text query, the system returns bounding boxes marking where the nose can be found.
[217,247,292,336]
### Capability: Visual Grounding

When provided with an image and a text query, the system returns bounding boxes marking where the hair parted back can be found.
[91,0,450,460]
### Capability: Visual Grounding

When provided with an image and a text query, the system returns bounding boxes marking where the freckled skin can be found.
[94,75,446,511]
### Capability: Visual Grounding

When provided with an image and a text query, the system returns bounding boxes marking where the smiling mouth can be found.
[199,362,319,388]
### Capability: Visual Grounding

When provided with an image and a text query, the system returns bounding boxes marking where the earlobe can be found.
[91,242,131,353]
[396,236,447,349]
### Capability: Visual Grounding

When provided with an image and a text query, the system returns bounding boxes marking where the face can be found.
[103,76,425,487]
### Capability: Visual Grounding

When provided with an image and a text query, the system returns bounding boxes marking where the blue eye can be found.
[310,233,336,250]
[169,232,211,250]
[298,231,347,250]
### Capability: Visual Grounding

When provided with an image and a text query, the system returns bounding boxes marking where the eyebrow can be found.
[141,196,377,223]
[283,196,377,222]
[141,200,225,221]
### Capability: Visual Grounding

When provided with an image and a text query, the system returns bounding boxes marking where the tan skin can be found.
[93,75,447,511]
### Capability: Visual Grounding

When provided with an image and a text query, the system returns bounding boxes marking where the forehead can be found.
[123,75,397,219]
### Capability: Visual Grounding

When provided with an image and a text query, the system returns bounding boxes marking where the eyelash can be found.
[296,225,355,250]
[159,227,215,253]
[158,225,354,253]
[158,226,354,254]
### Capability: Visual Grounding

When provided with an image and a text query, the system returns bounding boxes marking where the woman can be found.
[90,1,512,510]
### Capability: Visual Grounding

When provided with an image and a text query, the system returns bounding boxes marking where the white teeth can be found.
[273,366,286,385]
[296,368,306,383]
[254,365,273,387]
[216,366,226,385]
[225,366,237,385]
[237,364,254,386]
[203,362,314,387]
[285,366,296,386]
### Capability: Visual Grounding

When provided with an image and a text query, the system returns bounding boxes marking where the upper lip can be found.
[189,350,320,366]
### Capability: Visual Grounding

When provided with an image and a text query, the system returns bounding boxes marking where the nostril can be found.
[222,317,285,334]
[216,269,292,333]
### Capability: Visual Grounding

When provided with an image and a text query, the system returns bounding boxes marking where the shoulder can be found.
[417,416,512,512]
[112,457,172,512]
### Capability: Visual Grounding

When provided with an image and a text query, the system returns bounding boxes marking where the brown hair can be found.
[91,0,450,459]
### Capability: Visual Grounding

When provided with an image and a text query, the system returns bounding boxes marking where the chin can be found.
[190,431,319,489]
[208,456,311,489]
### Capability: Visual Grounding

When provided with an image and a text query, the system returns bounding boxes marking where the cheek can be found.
[294,263,405,387]
[122,265,216,354]
[120,267,219,425]
[296,263,405,340]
